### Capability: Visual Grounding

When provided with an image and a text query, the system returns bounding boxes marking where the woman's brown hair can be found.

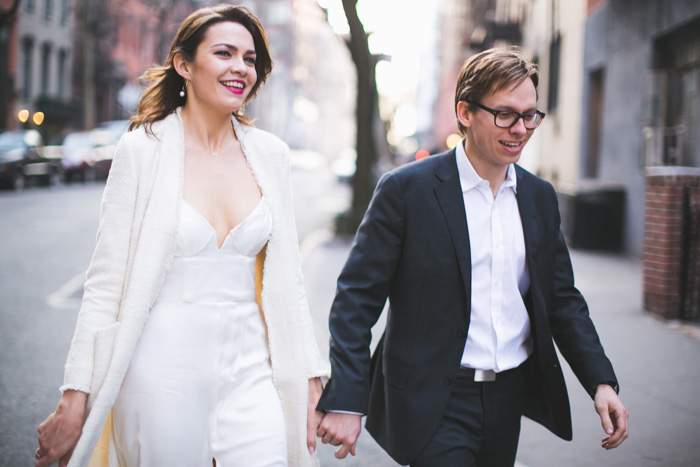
[129,4,273,133]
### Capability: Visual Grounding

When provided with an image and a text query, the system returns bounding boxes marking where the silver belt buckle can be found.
[474,369,497,382]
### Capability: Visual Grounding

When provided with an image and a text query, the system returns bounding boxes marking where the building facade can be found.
[469,0,700,257]
[84,0,199,125]
[430,0,474,153]
[3,0,355,155]
[14,0,77,140]
[245,0,354,158]
[505,0,587,188]
[581,0,700,255]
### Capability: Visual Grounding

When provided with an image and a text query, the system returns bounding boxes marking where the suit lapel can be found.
[515,166,547,334]
[515,166,540,260]
[433,151,472,307]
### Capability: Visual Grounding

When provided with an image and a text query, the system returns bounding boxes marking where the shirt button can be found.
[443,376,454,385]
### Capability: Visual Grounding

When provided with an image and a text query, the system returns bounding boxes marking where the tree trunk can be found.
[338,0,379,233]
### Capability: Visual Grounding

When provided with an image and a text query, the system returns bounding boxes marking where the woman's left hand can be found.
[306,377,325,454]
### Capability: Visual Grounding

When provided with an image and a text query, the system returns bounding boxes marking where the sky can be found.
[316,0,441,142]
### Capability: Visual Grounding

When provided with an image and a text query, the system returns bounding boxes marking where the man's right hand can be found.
[317,412,362,459]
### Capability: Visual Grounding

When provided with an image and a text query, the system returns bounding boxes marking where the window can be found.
[41,42,52,94]
[585,69,605,176]
[60,0,69,26]
[21,37,34,100]
[24,0,35,13]
[43,0,53,21]
[58,50,67,99]
[652,17,700,167]
[547,33,561,112]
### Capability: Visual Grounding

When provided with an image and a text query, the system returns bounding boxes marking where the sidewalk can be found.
[302,232,700,467]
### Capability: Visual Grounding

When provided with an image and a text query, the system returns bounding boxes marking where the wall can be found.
[511,0,587,189]
[581,0,700,256]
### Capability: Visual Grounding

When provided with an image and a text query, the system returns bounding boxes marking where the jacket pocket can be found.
[88,323,120,410]
[385,357,411,389]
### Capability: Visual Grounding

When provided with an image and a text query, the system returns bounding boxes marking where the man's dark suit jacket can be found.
[316,150,618,466]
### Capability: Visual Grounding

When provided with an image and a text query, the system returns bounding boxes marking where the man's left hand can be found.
[594,383,629,450]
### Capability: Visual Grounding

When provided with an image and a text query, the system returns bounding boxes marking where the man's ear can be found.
[173,53,191,81]
[456,101,473,130]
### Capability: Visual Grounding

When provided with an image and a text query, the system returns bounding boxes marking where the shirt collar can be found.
[455,139,518,194]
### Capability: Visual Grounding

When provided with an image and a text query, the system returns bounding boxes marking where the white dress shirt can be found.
[455,141,533,372]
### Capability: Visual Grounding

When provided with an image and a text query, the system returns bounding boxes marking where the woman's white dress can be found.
[112,196,287,466]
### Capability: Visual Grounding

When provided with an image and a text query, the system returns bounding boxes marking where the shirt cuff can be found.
[327,410,364,416]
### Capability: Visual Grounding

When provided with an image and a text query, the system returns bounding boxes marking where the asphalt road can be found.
[1,182,103,465]
[0,163,350,466]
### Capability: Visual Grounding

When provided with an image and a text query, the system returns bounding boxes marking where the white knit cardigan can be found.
[60,109,330,467]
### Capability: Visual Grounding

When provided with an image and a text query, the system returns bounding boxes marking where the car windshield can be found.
[62,133,93,149]
[0,132,28,151]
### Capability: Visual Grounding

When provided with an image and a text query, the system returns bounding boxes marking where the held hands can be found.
[316,412,362,459]
[36,390,87,467]
[306,377,362,459]
[594,384,629,450]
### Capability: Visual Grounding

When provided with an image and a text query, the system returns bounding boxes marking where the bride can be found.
[36,5,328,466]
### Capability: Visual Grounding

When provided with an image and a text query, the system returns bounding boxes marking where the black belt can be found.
[457,365,522,382]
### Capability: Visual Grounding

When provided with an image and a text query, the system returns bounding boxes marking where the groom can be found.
[315,47,628,466]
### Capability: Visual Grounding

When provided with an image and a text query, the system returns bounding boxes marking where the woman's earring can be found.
[179,80,187,98]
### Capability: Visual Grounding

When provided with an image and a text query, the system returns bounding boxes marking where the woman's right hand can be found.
[36,389,87,467]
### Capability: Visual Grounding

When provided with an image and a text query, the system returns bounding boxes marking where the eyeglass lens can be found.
[495,111,542,129]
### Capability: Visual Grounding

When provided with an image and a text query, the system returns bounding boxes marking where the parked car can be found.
[0,129,62,189]
[96,119,130,145]
[60,129,114,182]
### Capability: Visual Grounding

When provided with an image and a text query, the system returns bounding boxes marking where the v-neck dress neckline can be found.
[179,196,270,254]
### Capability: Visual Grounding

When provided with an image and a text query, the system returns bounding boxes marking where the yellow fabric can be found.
[88,409,112,467]
[255,245,267,320]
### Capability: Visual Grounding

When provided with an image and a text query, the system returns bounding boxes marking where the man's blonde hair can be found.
[454,47,540,136]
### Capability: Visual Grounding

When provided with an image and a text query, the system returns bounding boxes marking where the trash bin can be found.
[557,181,626,251]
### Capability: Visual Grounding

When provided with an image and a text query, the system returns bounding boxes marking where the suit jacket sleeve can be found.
[317,171,405,413]
[543,188,618,397]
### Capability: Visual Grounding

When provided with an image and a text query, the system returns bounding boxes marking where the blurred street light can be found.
[446,133,462,149]
[17,109,29,123]
[415,149,429,160]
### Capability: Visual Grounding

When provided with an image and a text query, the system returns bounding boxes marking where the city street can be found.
[2,162,700,466]
[2,0,700,465]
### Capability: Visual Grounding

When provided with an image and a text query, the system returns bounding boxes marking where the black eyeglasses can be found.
[466,101,546,130]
